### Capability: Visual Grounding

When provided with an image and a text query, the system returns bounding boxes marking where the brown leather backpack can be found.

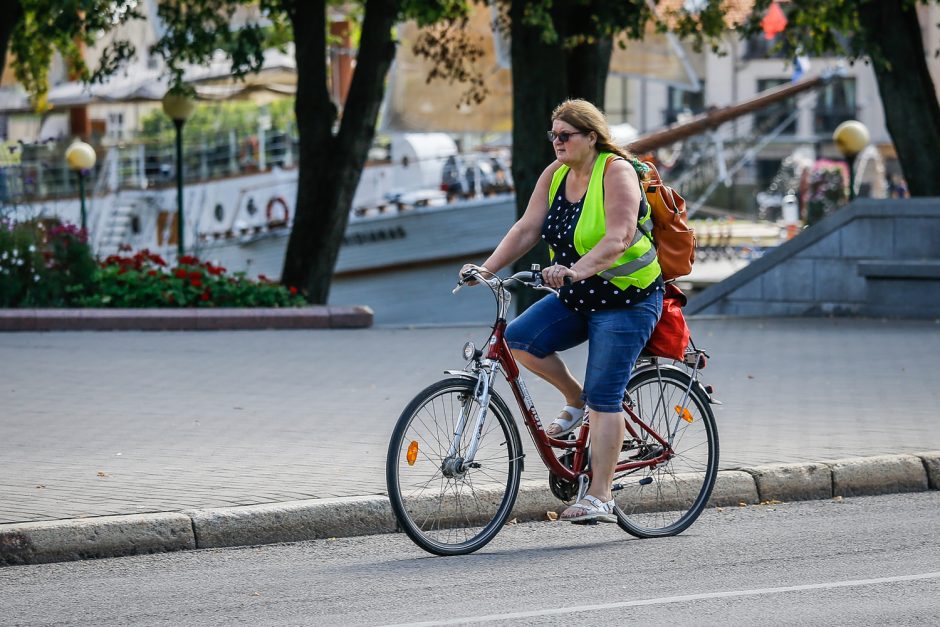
[639,161,695,280]
[604,156,696,280]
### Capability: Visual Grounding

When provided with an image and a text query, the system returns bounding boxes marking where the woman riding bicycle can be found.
[460,99,663,524]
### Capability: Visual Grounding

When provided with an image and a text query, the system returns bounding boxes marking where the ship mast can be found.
[626,74,833,154]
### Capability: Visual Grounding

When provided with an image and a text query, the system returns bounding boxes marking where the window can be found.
[753,78,797,135]
[756,158,783,191]
[744,33,790,60]
[663,83,705,126]
[814,78,857,134]
[107,112,125,140]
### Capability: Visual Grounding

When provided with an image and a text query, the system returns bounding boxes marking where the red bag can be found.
[645,283,690,360]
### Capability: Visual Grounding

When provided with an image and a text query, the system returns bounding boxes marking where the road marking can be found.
[384,572,940,626]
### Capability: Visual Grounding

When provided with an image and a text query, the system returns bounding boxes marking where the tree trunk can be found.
[508,0,613,313]
[0,0,23,86]
[281,0,398,303]
[858,0,940,196]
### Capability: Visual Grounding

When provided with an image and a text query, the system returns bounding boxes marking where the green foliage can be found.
[138,98,295,142]
[738,0,940,69]
[0,219,95,307]
[0,218,304,308]
[77,251,306,308]
[8,0,142,110]
[152,1,293,88]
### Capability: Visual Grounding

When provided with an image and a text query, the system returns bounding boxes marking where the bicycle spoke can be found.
[614,369,717,538]
[388,378,521,555]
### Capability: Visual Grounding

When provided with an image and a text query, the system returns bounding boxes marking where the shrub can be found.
[0,218,95,307]
[0,218,305,308]
[75,250,305,308]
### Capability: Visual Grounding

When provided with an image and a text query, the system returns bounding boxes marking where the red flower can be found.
[191,278,203,288]
[174,268,188,279]
[289,286,298,295]
[200,291,211,301]
[147,270,158,277]
[188,271,201,280]
[178,255,200,265]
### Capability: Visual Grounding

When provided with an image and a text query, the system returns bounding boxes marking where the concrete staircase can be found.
[686,198,940,319]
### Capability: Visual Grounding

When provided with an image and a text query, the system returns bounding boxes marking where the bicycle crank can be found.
[611,477,654,491]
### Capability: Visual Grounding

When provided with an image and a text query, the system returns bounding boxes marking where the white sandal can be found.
[560,495,618,524]
[547,405,586,438]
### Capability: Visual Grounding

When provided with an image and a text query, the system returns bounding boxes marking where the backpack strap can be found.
[602,154,650,238]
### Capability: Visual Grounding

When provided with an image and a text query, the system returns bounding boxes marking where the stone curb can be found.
[0,513,194,566]
[1,451,937,567]
[0,306,373,331]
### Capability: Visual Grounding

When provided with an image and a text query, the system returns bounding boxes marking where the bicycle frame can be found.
[450,268,687,486]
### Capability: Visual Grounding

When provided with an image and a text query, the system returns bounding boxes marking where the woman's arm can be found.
[462,161,562,276]
[544,159,640,287]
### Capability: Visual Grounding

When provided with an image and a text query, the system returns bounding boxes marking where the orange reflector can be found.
[675,405,694,423]
[406,441,419,466]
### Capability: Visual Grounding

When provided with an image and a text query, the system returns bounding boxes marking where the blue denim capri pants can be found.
[504,291,663,413]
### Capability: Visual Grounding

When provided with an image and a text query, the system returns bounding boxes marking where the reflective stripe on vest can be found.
[548,152,661,290]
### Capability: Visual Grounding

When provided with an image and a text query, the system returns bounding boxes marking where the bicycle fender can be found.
[443,370,478,380]
[631,363,718,406]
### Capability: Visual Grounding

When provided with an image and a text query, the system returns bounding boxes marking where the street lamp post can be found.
[833,120,870,202]
[162,90,196,257]
[65,140,96,232]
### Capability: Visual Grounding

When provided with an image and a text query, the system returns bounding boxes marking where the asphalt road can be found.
[2,492,939,626]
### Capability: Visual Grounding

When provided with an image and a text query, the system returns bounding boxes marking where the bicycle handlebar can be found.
[453,267,561,297]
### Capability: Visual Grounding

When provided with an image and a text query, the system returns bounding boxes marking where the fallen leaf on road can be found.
[36,485,45,489]
[833,496,844,502]
[738,502,747,507]
[760,499,783,505]
[746,374,755,379]
[546,511,558,521]
[716,507,724,512]
[97,472,108,478]
[507,518,518,525]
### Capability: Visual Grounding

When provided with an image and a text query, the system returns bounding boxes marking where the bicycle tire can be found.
[613,366,719,538]
[386,376,523,556]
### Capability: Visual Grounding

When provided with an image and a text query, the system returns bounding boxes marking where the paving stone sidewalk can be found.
[1,317,939,525]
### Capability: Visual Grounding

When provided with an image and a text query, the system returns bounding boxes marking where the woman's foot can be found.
[546,405,586,437]
[559,495,617,523]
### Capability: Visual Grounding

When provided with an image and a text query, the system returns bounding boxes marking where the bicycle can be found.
[386,266,719,556]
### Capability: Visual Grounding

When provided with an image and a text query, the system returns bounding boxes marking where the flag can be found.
[792,55,810,82]
[761,1,788,40]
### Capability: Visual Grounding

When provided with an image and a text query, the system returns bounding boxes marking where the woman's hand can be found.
[542,264,578,288]
[458,263,488,285]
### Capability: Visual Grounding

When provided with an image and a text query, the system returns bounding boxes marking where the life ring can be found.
[266,196,290,225]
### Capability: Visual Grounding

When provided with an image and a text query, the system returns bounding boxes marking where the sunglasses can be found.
[547,130,586,143]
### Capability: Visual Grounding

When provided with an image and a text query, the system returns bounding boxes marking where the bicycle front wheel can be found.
[613,366,719,538]
[386,377,522,556]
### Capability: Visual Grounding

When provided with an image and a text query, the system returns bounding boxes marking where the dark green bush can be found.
[77,251,305,308]
[0,219,95,307]
[0,218,305,308]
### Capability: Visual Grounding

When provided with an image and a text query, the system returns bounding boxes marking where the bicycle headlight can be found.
[462,341,476,361]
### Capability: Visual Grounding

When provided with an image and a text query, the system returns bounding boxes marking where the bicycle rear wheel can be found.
[613,366,718,538]
[386,377,522,556]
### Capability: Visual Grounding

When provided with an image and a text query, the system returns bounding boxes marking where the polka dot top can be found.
[541,173,663,313]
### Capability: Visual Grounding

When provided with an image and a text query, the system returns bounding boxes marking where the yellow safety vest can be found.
[548,152,661,290]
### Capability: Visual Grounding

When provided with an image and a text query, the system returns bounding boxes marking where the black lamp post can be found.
[65,140,96,232]
[161,90,196,257]
[833,120,870,202]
